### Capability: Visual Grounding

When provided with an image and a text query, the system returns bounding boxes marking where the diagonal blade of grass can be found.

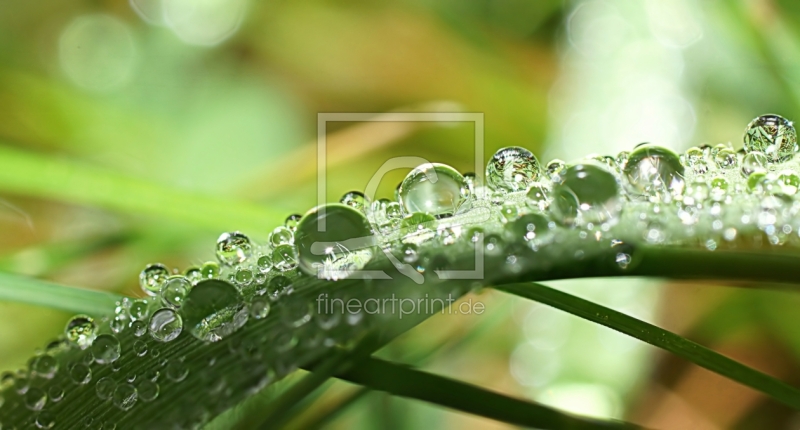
[0,272,121,315]
[0,144,283,233]
[333,356,639,429]
[496,282,800,410]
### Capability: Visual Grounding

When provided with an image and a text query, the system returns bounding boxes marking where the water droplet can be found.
[281,300,312,328]
[779,171,800,195]
[398,163,470,218]
[137,380,159,402]
[272,244,298,272]
[65,315,96,349]
[624,144,685,202]
[234,268,253,286]
[510,213,552,243]
[714,148,737,169]
[525,183,550,210]
[741,151,768,177]
[251,299,270,319]
[256,254,273,274]
[684,147,709,174]
[295,203,374,279]
[35,411,55,429]
[32,355,58,379]
[68,363,91,385]
[267,276,291,300]
[284,213,302,231]
[113,384,137,411]
[616,253,632,269]
[546,159,566,180]
[110,316,127,334]
[129,299,149,321]
[184,266,203,284]
[340,191,369,212]
[131,320,147,337]
[166,360,188,382]
[96,376,115,400]
[161,277,190,309]
[743,114,798,161]
[24,387,47,410]
[133,340,148,357]
[91,334,121,364]
[269,226,294,247]
[551,161,621,226]
[48,385,64,402]
[385,202,403,219]
[148,308,183,342]
[182,279,248,342]
[486,147,541,192]
[500,203,520,222]
[139,263,170,296]
[201,261,221,279]
[215,232,252,266]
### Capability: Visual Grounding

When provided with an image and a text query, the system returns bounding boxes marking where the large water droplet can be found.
[215,232,252,266]
[295,203,374,279]
[139,263,170,296]
[138,380,159,402]
[96,377,115,400]
[148,308,183,342]
[550,161,620,226]
[91,334,121,364]
[181,279,248,342]
[486,147,541,192]
[161,277,190,309]
[624,144,685,202]
[398,163,470,218]
[68,363,91,385]
[65,315,96,349]
[743,114,798,161]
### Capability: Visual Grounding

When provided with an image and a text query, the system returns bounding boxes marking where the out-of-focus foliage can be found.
[1,0,800,428]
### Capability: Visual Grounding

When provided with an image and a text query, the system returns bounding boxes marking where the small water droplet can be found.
[139,263,170,296]
[486,146,541,192]
[32,355,58,379]
[24,387,47,410]
[295,203,374,279]
[741,151,768,177]
[551,161,620,226]
[91,334,121,364]
[215,232,252,266]
[624,144,685,202]
[340,191,369,212]
[161,276,190,309]
[251,299,270,319]
[284,213,302,231]
[182,279,248,342]
[35,411,55,429]
[743,114,798,161]
[65,315,96,349]
[148,308,183,342]
[272,244,298,272]
[398,163,470,218]
[165,360,188,382]
[68,363,91,385]
[138,379,159,402]
[113,384,137,411]
[201,261,220,279]
[714,148,737,169]
[96,376,115,400]
[48,385,64,402]
[269,226,294,247]
[133,340,148,356]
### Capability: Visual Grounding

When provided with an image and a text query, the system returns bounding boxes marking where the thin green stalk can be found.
[496,282,800,410]
[333,356,639,429]
[0,272,121,316]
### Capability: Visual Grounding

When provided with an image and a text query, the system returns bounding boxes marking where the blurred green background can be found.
[2,0,800,428]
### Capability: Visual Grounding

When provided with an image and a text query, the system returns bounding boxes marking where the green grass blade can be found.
[289,388,370,430]
[334,356,639,429]
[0,272,122,315]
[0,144,283,232]
[496,282,800,410]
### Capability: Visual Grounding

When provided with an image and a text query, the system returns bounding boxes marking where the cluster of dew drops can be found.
[2,114,799,429]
